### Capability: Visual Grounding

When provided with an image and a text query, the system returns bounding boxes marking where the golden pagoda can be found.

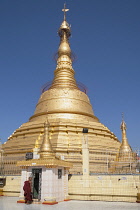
[2,5,121,175]
[114,114,137,173]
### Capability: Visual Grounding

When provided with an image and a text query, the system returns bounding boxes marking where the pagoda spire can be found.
[50,4,79,90]
[119,113,132,153]
[39,121,55,159]
[62,3,69,21]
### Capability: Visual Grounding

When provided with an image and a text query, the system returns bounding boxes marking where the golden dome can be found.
[29,8,99,123]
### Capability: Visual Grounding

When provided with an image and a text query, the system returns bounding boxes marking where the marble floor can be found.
[0,197,140,210]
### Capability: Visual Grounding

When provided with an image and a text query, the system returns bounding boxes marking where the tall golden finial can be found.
[62,3,69,21]
[49,4,78,90]
[120,112,127,131]
[119,113,132,153]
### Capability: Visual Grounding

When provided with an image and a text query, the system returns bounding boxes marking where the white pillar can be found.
[63,168,69,200]
[19,169,27,199]
[82,133,89,176]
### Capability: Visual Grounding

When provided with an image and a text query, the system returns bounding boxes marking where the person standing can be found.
[23,177,33,204]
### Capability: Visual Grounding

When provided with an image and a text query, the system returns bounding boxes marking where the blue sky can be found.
[0,0,140,149]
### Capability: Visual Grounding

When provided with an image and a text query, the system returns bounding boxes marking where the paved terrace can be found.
[0,197,140,210]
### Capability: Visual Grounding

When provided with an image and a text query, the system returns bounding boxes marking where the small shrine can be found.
[17,121,72,205]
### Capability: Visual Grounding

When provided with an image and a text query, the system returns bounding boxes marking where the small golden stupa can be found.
[3,5,121,175]
[114,114,136,173]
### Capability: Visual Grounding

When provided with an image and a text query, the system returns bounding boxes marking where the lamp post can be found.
[0,139,4,177]
[82,128,89,176]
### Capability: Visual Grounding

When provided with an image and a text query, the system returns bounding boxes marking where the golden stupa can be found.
[3,6,121,175]
[114,114,137,173]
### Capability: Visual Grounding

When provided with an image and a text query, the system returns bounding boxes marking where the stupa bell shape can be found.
[29,16,98,123]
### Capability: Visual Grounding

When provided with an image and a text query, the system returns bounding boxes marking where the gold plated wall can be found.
[3,118,121,174]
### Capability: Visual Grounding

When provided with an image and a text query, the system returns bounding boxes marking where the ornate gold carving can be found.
[17,158,72,168]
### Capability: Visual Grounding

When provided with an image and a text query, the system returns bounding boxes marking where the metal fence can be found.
[0,148,140,176]
[89,149,140,175]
